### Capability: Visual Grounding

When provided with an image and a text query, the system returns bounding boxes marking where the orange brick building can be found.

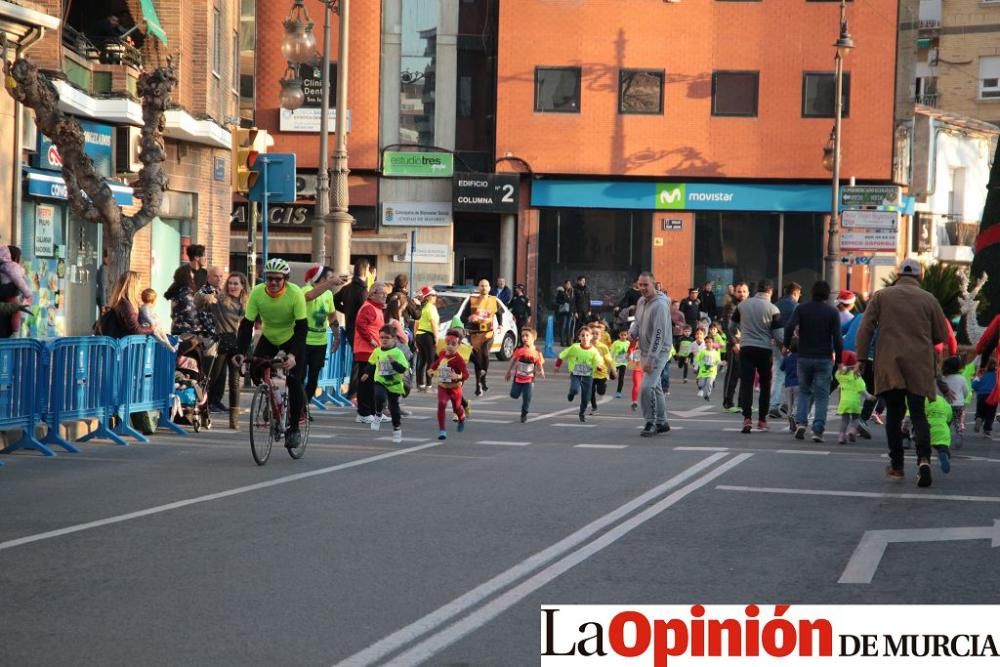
[496,0,901,316]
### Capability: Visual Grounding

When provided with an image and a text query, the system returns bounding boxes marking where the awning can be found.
[23,168,134,206]
[230,233,409,256]
[140,0,167,45]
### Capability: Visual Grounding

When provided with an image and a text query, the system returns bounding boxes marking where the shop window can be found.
[711,71,758,117]
[619,70,664,114]
[802,72,851,118]
[534,67,581,113]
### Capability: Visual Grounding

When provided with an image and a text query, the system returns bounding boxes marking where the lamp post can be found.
[823,0,854,293]
[279,0,353,270]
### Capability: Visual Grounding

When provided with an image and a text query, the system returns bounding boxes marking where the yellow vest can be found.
[469,294,498,333]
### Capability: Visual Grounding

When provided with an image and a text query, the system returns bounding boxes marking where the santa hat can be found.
[841,350,858,366]
[835,290,856,306]
[303,264,325,285]
[418,285,436,299]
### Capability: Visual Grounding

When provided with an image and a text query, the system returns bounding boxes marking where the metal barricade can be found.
[312,328,353,409]
[0,339,47,460]
[115,336,186,442]
[41,336,126,453]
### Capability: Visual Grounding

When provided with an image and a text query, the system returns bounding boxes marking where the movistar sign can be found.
[655,183,685,209]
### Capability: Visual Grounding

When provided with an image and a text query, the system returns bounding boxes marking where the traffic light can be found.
[233,128,260,195]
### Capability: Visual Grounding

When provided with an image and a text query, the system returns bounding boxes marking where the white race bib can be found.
[517,362,535,377]
[438,366,454,382]
[572,362,592,376]
[378,359,396,376]
[613,353,627,366]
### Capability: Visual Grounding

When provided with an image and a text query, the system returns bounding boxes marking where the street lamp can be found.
[279,65,305,110]
[277,0,353,271]
[824,0,854,293]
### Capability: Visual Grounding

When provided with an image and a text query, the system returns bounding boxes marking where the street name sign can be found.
[840,185,903,209]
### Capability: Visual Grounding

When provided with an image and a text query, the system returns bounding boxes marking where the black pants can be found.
[253,337,306,431]
[860,360,881,421]
[356,361,376,417]
[470,332,492,389]
[738,346,772,420]
[208,350,242,409]
[976,395,997,433]
[374,384,402,429]
[303,343,327,400]
[616,365,627,393]
[590,378,607,408]
[723,346,741,407]
[883,389,930,469]
[677,355,689,380]
[415,332,436,387]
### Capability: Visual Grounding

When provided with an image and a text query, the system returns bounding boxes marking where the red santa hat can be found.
[303,264,325,285]
[835,290,856,306]
[841,350,858,366]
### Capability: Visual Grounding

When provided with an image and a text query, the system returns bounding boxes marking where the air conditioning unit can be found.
[296,173,317,197]
[115,126,143,174]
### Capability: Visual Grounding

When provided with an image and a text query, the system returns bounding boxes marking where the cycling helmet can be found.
[263,257,291,275]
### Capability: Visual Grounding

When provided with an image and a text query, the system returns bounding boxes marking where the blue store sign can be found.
[34,119,115,178]
[24,168,134,206]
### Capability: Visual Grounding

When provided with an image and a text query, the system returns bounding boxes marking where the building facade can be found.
[5,0,238,336]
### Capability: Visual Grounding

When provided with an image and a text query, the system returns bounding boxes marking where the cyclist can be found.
[233,258,308,449]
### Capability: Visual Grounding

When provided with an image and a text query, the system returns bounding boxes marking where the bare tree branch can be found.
[127,58,176,233]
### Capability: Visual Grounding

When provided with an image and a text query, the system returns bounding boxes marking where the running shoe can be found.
[640,422,656,437]
[438,430,447,440]
[741,418,752,434]
[392,429,402,444]
[795,425,806,440]
[457,420,466,432]
[811,431,824,443]
[917,459,933,487]
[885,465,904,481]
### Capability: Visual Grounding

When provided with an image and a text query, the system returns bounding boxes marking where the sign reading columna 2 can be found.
[383,151,454,178]
[452,172,519,214]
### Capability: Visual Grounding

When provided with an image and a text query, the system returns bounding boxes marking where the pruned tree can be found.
[3,56,177,290]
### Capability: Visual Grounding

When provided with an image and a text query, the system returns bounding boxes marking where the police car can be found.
[430,285,519,361]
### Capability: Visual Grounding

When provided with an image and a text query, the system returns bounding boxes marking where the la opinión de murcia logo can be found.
[541,605,1000,664]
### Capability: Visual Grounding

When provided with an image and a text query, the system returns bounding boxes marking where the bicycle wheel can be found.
[249,384,273,466]
[287,405,309,460]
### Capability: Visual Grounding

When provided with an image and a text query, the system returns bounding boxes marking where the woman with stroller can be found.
[206,272,249,429]
[168,265,201,336]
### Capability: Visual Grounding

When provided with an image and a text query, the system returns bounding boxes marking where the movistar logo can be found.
[655,183,686,209]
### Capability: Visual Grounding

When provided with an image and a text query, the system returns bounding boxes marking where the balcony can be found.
[61,24,141,98]
[916,93,939,107]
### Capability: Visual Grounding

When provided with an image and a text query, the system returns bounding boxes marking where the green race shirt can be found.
[245,282,307,346]
[305,290,335,347]
[368,346,410,394]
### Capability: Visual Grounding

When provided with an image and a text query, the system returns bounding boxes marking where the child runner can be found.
[780,340,799,432]
[973,360,997,438]
[362,324,410,443]
[555,327,605,422]
[708,322,726,349]
[689,328,707,375]
[834,351,867,444]
[430,328,469,440]
[941,356,968,449]
[505,327,545,422]
[675,325,694,384]
[611,328,631,398]
[628,337,642,411]
[695,338,723,401]
[927,378,953,474]
[588,324,617,415]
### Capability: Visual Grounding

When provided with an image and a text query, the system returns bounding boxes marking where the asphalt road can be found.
[2,360,999,666]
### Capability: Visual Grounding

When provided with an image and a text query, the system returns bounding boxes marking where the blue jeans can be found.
[510,381,533,414]
[660,361,671,393]
[769,352,785,411]
[569,375,594,416]
[795,357,834,433]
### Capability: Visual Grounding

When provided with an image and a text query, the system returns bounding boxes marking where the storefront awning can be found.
[24,168,134,206]
[230,234,408,257]
[140,0,167,45]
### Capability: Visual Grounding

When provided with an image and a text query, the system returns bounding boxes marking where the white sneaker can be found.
[380,414,392,422]
[370,417,381,431]
[696,390,704,398]
[355,414,368,424]
[392,429,402,443]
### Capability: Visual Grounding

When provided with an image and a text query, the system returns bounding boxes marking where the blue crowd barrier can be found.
[544,315,556,359]
[312,328,353,409]
[114,336,186,442]
[0,339,47,460]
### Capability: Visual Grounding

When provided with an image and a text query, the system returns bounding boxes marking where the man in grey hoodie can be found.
[629,271,673,437]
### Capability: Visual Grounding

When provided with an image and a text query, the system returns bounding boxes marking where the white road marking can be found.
[310,434,336,439]
[553,423,595,428]
[469,418,513,424]
[524,396,613,423]
[375,436,428,443]
[476,440,530,446]
[366,454,755,667]
[775,449,830,456]
[675,446,729,452]
[716,485,1000,503]
[331,452,738,667]
[0,442,441,552]
[574,444,628,450]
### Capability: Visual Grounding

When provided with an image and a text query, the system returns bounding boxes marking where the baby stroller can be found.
[173,336,215,432]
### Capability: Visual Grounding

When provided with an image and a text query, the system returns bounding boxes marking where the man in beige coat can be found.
[856,258,949,488]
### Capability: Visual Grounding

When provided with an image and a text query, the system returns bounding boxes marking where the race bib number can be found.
[517,362,535,377]
[378,360,396,376]
[572,362,592,376]
[438,366,454,382]
[613,353,627,366]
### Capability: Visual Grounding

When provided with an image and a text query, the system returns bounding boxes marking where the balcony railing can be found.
[62,24,142,70]
[915,93,939,107]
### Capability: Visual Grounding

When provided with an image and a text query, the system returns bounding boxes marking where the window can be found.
[802,72,851,117]
[534,67,581,113]
[212,7,222,76]
[399,0,439,146]
[980,56,1000,99]
[619,69,664,114]
[711,71,758,116]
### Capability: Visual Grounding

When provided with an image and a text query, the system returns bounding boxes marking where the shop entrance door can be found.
[460,257,494,286]
[151,217,181,326]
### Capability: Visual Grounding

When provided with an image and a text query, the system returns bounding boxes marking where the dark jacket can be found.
[776,295,799,328]
[490,286,512,305]
[699,289,717,320]
[333,277,368,343]
[783,300,843,362]
[616,287,641,314]
[509,294,530,322]
[679,297,701,325]
[573,285,591,320]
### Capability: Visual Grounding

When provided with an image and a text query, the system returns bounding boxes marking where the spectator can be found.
[679,288,701,330]
[835,290,856,328]
[102,271,154,339]
[555,280,574,346]
[732,279,783,432]
[721,281,749,411]
[206,272,249,429]
[353,282,387,424]
[698,280,718,321]
[165,245,207,300]
[168,265,201,336]
[508,284,531,341]
[768,281,802,418]
[491,277,512,305]
[334,259,370,398]
[856,258,948,487]
[573,275,592,327]
[387,274,420,328]
[0,245,32,335]
[614,277,641,321]
[783,280,842,442]
[629,271,672,436]
[670,300,686,338]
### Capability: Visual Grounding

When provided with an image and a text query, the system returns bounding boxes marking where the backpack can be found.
[95,307,127,339]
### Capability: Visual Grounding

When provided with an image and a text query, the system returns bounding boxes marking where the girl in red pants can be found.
[430,329,470,440]
[628,339,643,411]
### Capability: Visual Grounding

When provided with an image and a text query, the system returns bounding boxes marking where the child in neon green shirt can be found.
[927,381,953,474]
[695,339,723,401]
[835,352,868,444]
[362,325,410,442]
[555,327,605,423]
[611,329,631,398]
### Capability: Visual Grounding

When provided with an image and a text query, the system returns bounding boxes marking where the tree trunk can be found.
[4,57,176,290]
[972,140,1000,325]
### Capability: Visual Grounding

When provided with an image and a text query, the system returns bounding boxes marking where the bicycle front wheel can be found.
[249,385,273,466]
[287,405,310,460]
